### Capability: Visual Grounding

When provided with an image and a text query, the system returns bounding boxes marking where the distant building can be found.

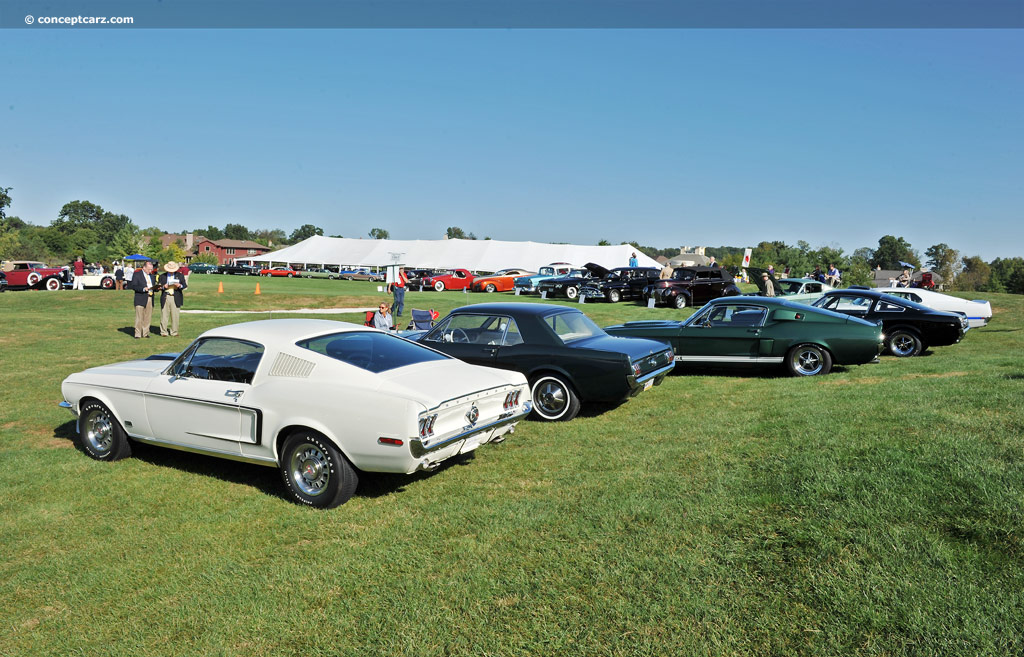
[193,238,272,265]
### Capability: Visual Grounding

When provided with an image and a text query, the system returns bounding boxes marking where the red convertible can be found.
[1,261,70,291]
[422,269,474,291]
[259,267,301,278]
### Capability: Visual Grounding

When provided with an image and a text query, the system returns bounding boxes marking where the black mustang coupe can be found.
[412,302,675,421]
[812,288,967,357]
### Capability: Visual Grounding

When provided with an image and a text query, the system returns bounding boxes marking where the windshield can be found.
[298,331,448,373]
[779,281,805,295]
[543,311,603,343]
[538,267,554,276]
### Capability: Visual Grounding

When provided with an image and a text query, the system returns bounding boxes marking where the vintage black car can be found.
[536,263,603,300]
[218,263,259,276]
[644,266,741,309]
[412,302,675,421]
[580,266,661,303]
[812,289,967,357]
[405,268,443,289]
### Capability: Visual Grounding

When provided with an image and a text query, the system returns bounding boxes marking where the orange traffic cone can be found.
[254,283,261,295]
[217,281,224,293]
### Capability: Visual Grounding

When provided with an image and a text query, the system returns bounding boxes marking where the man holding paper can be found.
[157,261,188,337]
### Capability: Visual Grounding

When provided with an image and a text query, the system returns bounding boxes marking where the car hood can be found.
[583,262,609,278]
[374,358,523,409]
[63,358,169,388]
[569,333,672,359]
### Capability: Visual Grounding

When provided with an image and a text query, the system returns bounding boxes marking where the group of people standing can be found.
[128,261,187,339]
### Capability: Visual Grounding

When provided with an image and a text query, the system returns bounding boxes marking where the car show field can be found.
[1,275,1021,656]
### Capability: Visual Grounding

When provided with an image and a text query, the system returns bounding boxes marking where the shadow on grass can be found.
[115,325,162,338]
[55,419,472,504]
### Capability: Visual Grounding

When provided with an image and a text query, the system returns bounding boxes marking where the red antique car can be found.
[471,268,535,293]
[259,267,301,278]
[1,261,70,291]
[423,268,474,291]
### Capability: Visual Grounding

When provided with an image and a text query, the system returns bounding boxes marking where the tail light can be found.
[418,414,437,437]
[503,390,522,410]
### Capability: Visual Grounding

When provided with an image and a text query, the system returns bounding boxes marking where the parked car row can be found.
[59,279,987,510]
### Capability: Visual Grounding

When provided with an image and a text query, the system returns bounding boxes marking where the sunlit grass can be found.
[0,280,1020,656]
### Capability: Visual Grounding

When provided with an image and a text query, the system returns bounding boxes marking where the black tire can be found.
[485,283,497,293]
[100,277,115,290]
[565,286,579,299]
[280,432,358,509]
[785,344,833,377]
[673,294,687,309]
[607,289,621,303]
[529,374,581,422]
[78,400,132,461]
[887,328,923,357]
[433,281,445,292]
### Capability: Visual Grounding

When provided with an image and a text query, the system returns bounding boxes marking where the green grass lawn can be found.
[1,277,1021,656]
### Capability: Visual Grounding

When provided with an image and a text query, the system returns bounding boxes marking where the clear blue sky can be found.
[3,29,1022,259]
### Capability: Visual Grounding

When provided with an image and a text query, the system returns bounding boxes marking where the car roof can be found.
[199,319,367,344]
[447,302,578,318]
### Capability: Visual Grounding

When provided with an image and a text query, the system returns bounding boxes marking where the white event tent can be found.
[245,236,662,272]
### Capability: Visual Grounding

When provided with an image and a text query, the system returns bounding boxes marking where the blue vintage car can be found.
[513,263,575,294]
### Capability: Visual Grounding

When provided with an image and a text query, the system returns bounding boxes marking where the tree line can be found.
[1,187,1020,293]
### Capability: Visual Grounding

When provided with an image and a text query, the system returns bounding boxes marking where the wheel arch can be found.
[525,366,581,395]
[274,422,356,468]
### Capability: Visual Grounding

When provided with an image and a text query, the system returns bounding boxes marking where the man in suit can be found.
[129,260,157,338]
[158,261,187,337]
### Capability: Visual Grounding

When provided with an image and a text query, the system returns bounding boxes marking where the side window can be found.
[876,300,905,313]
[807,283,821,293]
[423,315,504,344]
[177,338,264,384]
[696,271,712,282]
[706,305,768,327]
[501,317,524,346]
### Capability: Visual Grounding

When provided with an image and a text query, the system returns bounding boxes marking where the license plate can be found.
[643,379,654,391]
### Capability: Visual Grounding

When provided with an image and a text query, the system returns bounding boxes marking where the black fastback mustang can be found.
[812,288,967,357]
[412,302,675,421]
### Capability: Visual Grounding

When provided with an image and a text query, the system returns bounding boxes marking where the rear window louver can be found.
[268,352,316,378]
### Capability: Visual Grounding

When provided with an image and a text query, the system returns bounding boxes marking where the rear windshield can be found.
[298,331,448,373]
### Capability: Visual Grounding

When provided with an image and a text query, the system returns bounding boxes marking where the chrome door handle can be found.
[225,390,244,399]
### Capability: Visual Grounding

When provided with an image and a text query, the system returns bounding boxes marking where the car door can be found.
[673,303,769,363]
[144,338,264,455]
[420,314,506,367]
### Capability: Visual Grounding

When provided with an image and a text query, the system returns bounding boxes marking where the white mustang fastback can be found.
[60,319,531,508]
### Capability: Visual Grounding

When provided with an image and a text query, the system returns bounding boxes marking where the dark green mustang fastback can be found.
[604,296,883,377]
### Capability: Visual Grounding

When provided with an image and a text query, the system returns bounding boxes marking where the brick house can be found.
[193,238,272,265]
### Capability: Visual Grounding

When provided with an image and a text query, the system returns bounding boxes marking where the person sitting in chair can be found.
[825,263,841,286]
[373,303,394,331]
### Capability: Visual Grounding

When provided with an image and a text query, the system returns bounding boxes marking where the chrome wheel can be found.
[887,330,922,357]
[280,432,358,508]
[787,344,831,376]
[565,286,578,299]
[78,400,131,461]
[530,375,580,421]
[485,283,496,293]
[83,408,115,455]
[289,442,331,497]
